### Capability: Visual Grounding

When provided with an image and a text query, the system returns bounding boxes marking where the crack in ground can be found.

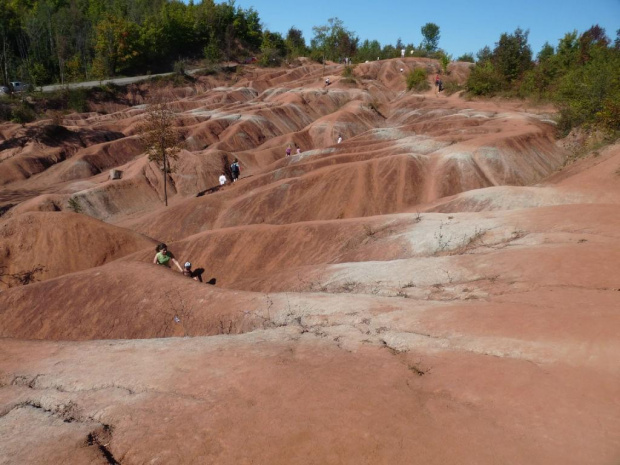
[6,374,206,403]
[87,425,120,465]
[1,399,122,464]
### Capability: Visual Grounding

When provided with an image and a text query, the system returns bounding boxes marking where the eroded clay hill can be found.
[0,58,619,464]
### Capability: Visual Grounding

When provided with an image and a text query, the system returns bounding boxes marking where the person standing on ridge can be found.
[153,243,183,272]
[295,144,301,154]
[337,134,343,144]
[286,144,292,157]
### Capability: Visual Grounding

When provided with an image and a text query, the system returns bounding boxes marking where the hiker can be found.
[183,262,202,282]
[337,134,343,144]
[230,159,240,182]
[438,79,444,93]
[435,73,441,95]
[295,143,301,154]
[325,77,331,86]
[219,173,227,186]
[401,48,405,58]
[153,243,183,272]
[286,144,292,157]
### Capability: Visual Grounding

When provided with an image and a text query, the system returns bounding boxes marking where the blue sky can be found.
[213,0,619,58]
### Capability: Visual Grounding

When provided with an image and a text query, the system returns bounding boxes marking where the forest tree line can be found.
[1,0,618,133]
[0,0,462,86]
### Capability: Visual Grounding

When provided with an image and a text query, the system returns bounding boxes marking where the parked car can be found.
[10,81,30,92]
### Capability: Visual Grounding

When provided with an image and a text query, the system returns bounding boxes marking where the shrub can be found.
[67,88,89,113]
[195,65,219,76]
[466,61,505,95]
[341,65,357,84]
[204,40,221,64]
[406,68,430,91]
[555,46,620,134]
[457,53,475,63]
[173,60,187,76]
[442,81,464,95]
[11,104,37,125]
[439,53,451,74]
[67,197,82,213]
[0,103,11,122]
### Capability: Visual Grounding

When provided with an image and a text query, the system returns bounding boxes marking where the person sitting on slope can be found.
[153,243,183,272]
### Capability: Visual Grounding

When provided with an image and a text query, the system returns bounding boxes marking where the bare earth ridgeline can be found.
[0,58,619,464]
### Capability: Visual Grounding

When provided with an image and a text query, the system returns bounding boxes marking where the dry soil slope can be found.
[0,211,156,288]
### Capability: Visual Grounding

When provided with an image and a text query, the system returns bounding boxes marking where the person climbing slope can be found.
[153,243,183,272]
[286,144,292,157]
[183,262,202,282]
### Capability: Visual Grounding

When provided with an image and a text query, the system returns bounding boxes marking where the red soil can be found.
[0,58,618,464]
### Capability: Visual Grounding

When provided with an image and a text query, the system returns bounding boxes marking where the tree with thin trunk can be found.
[137,101,183,206]
[421,23,440,53]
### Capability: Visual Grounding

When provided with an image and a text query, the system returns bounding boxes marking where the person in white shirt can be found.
[219,173,226,185]
[337,134,343,144]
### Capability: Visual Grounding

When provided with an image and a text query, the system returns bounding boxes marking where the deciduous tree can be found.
[421,23,440,53]
[137,101,183,206]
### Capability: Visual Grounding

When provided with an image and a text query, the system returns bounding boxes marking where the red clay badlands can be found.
[1,58,619,464]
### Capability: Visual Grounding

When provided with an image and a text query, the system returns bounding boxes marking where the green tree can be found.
[235,7,262,51]
[476,46,492,63]
[519,42,557,98]
[555,31,579,69]
[438,52,452,73]
[537,42,555,63]
[381,44,396,59]
[310,17,358,62]
[92,14,141,78]
[466,61,504,95]
[260,30,286,66]
[492,28,533,84]
[555,43,620,132]
[421,22,440,53]
[203,32,221,64]
[356,39,381,62]
[285,27,307,58]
